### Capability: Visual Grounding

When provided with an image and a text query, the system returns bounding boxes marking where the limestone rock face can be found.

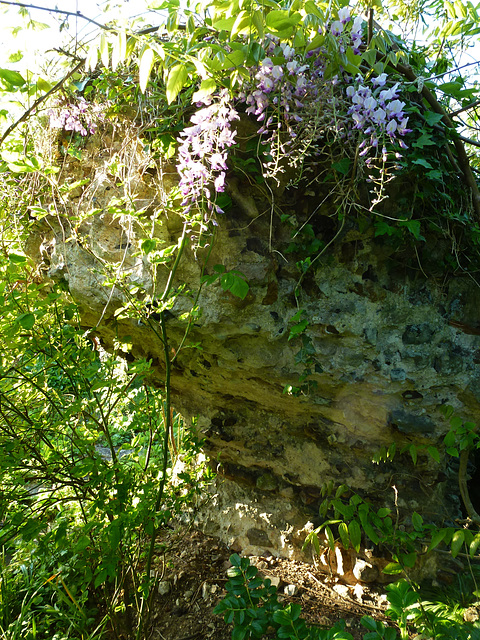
[27,124,480,567]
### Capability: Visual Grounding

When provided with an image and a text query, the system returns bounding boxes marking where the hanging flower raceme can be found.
[237,8,366,165]
[49,98,106,136]
[346,73,411,154]
[176,89,239,227]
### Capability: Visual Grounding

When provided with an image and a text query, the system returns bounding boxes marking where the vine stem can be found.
[458,449,480,526]
[134,226,188,640]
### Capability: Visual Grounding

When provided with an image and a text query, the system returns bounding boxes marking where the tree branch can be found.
[449,98,480,119]
[0,0,111,31]
[0,59,85,148]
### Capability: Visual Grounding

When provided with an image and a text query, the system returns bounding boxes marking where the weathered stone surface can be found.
[26,123,480,573]
[352,559,379,583]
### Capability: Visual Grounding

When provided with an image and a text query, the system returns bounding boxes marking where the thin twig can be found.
[0,59,85,147]
[0,0,110,31]
[450,98,480,118]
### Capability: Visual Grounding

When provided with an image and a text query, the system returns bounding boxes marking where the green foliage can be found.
[202,264,250,299]
[216,555,480,640]
[0,233,210,638]
[214,553,359,639]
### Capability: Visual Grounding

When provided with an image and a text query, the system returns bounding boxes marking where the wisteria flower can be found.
[372,73,388,88]
[331,20,344,37]
[338,7,351,24]
[49,98,105,137]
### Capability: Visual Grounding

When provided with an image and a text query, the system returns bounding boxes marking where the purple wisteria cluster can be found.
[238,37,326,151]
[346,73,411,155]
[176,89,239,226]
[330,6,364,54]
[49,98,105,136]
[236,7,368,180]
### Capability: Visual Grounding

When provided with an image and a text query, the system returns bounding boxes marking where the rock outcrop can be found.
[27,121,480,570]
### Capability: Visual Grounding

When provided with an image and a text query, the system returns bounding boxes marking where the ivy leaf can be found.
[166,63,188,104]
[332,158,351,175]
[141,238,157,254]
[412,133,436,148]
[423,111,444,126]
[398,219,424,241]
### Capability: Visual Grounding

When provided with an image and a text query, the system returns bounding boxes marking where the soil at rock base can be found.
[145,527,395,640]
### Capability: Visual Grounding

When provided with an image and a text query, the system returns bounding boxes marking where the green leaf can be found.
[332,158,351,175]
[288,319,308,339]
[451,529,465,558]
[411,158,433,169]
[469,533,480,557]
[383,562,403,575]
[231,10,251,38]
[36,77,52,92]
[427,446,440,463]
[348,519,362,552]
[399,552,416,568]
[9,253,27,263]
[94,568,108,588]
[17,312,35,329]
[338,522,349,549]
[398,219,423,241]
[0,68,25,86]
[74,535,90,553]
[139,47,156,93]
[412,133,436,149]
[411,512,423,531]
[409,444,417,465]
[166,63,188,104]
[427,528,447,553]
[363,523,380,545]
[265,10,302,32]
[141,238,157,254]
[228,275,249,300]
[192,78,216,104]
[360,616,378,631]
[325,525,335,550]
[423,111,444,126]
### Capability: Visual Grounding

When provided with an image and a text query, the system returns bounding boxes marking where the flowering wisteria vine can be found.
[49,98,106,137]
[174,8,412,227]
[176,89,239,230]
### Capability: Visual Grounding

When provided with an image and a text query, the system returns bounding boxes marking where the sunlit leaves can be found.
[111,30,127,71]
[166,62,188,103]
[192,77,217,103]
[0,68,25,87]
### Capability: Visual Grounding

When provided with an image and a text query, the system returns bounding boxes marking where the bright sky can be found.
[0,0,159,72]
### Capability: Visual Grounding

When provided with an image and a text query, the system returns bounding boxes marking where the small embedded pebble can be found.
[158,581,171,595]
[284,584,298,596]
